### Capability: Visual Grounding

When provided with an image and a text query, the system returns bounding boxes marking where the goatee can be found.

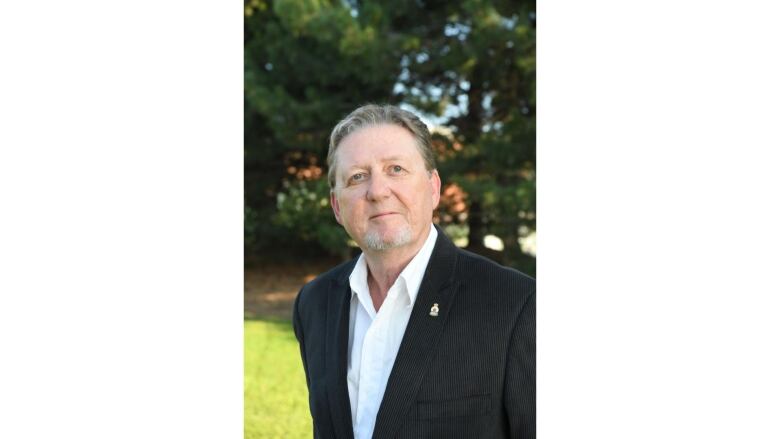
[363,226,412,251]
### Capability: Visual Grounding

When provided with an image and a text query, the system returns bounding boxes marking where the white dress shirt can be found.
[347,224,438,439]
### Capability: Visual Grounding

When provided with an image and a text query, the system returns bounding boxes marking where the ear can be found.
[429,169,442,209]
[330,190,343,225]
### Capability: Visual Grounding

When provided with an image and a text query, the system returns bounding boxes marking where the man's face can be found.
[330,124,441,253]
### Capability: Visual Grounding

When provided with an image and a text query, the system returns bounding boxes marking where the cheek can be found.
[339,198,364,223]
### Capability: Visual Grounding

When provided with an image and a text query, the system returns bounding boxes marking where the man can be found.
[293,104,535,438]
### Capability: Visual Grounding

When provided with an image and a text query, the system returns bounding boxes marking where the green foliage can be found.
[245,319,311,438]
[273,178,350,257]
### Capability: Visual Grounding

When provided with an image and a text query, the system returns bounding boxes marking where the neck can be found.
[363,227,430,310]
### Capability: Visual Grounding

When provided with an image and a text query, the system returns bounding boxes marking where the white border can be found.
[0,1,243,437]
[539,1,780,437]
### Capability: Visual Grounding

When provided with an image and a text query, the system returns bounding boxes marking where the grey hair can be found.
[327,104,437,189]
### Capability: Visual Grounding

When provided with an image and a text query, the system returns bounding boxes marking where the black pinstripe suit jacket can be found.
[293,227,535,438]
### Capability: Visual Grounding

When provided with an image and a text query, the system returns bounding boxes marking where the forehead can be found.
[335,124,423,167]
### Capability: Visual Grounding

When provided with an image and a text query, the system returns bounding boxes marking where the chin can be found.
[362,226,412,251]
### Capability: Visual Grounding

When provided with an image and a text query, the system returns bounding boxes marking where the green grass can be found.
[245,319,312,438]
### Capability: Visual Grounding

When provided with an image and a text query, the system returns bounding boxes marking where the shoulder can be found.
[454,248,535,287]
[451,247,535,309]
[295,257,356,308]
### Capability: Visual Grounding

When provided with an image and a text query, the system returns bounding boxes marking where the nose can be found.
[365,173,391,201]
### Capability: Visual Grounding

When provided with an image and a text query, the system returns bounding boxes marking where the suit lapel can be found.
[325,270,355,439]
[372,229,461,439]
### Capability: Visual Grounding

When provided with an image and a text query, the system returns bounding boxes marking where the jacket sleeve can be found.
[292,288,311,389]
[504,290,536,438]
[292,288,318,438]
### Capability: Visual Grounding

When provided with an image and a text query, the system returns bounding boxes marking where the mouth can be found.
[370,212,398,220]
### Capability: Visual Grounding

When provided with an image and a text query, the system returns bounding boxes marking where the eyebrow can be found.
[342,155,411,172]
[378,155,408,163]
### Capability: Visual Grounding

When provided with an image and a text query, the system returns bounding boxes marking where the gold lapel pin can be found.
[429,303,439,317]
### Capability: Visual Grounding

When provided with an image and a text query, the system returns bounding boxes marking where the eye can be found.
[390,165,404,174]
[349,173,366,184]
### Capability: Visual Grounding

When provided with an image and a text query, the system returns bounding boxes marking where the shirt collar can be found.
[349,253,371,312]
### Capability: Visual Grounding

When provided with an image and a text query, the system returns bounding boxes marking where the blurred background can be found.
[244,0,535,436]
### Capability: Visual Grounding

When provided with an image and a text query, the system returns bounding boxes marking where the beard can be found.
[363,224,413,251]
